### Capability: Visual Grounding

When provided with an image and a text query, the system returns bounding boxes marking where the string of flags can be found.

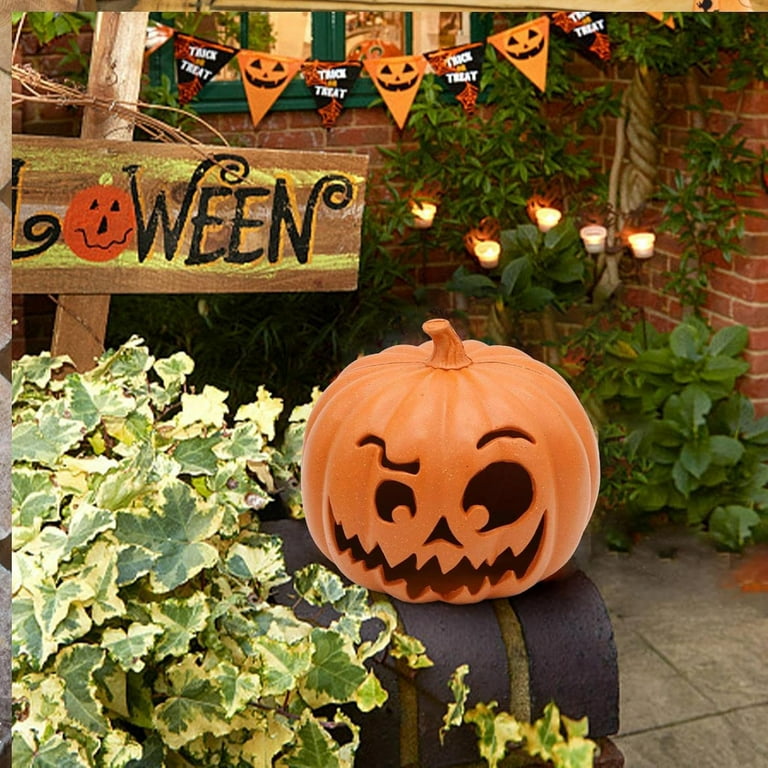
[145,10,745,131]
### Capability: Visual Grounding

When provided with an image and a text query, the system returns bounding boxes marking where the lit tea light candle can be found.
[628,232,655,259]
[579,224,607,254]
[475,240,501,269]
[411,201,437,229]
[536,207,562,232]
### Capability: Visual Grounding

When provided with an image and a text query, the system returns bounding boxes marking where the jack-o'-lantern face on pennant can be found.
[424,42,485,116]
[364,55,426,130]
[488,17,550,93]
[62,181,135,262]
[238,51,302,128]
[301,319,600,604]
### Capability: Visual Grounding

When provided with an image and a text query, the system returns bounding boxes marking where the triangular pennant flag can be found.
[238,51,302,128]
[551,12,611,61]
[145,23,174,58]
[424,42,485,115]
[301,60,363,128]
[174,32,238,105]
[364,54,426,130]
[488,17,550,93]
[646,12,676,28]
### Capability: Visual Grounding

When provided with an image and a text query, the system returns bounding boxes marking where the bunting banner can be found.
[145,23,174,58]
[424,42,486,115]
[238,51,303,129]
[646,12,676,28]
[301,60,363,128]
[364,54,427,130]
[551,12,611,61]
[174,32,238,105]
[488,16,550,93]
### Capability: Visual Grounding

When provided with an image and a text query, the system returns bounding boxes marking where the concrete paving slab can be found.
[609,620,718,733]
[585,527,768,768]
[614,705,768,768]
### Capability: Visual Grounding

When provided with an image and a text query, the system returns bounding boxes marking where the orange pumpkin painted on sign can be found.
[301,319,600,604]
[62,182,135,262]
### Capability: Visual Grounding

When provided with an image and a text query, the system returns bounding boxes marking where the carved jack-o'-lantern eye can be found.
[506,27,546,60]
[62,184,135,263]
[463,462,534,532]
[246,58,288,89]
[376,62,419,92]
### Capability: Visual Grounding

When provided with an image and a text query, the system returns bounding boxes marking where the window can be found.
[150,12,491,114]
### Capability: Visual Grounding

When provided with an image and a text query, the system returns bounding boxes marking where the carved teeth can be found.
[331,512,544,599]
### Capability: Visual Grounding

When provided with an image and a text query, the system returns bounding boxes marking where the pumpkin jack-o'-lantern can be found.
[62,179,135,263]
[302,319,600,604]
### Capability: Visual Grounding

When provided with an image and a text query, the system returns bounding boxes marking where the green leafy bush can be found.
[567,317,768,550]
[11,340,430,767]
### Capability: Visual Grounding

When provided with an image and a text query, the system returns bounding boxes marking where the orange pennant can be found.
[646,12,676,28]
[488,16,550,93]
[364,55,426,130]
[238,51,302,128]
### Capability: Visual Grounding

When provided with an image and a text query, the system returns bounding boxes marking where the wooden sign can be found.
[11,136,367,293]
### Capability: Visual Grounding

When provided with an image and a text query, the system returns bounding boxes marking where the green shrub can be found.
[566,317,768,550]
[11,340,430,767]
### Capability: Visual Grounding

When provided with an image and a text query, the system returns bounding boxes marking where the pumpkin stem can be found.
[423,319,473,370]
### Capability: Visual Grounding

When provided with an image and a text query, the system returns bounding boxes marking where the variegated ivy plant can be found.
[11,339,432,768]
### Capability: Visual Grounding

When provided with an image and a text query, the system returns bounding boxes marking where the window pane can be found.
[267,12,313,59]
[412,11,471,53]
[346,12,405,58]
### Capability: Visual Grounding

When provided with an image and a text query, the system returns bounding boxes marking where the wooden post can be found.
[51,12,148,370]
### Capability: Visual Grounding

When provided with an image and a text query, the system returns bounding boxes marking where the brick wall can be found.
[11,26,768,412]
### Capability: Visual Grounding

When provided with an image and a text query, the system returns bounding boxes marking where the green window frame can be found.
[149,12,491,115]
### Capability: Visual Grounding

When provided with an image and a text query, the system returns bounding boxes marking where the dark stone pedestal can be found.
[264,519,622,768]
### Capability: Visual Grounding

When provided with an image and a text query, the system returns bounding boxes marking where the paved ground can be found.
[584,528,768,768]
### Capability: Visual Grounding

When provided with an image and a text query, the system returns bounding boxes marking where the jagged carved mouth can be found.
[331,511,545,601]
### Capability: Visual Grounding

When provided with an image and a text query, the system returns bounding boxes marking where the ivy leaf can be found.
[389,630,434,669]
[55,644,110,736]
[12,732,89,768]
[293,563,346,606]
[12,596,45,669]
[154,351,194,389]
[210,660,262,718]
[65,504,116,556]
[102,622,163,672]
[440,663,470,743]
[177,385,229,428]
[304,628,367,703]
[353,670,388,712]
[13,402,85,465]
[172,434,221,476]
[239,712,294,768]
[282,713,340,768]
[153,655,231,749]
[81,538,126,625]
[99,729,144,767]
[11,351,71,403]
[253,636,313,697]
[235,385,284,442]
[551,738,598,768]
[65,374,136,431]
[149,593,209,660]
[520,701,561,762]
[225,535,288,590]
[464,702,522,768]
[116,479,223,592]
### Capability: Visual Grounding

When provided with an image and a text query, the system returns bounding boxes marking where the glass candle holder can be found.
[535,207,562,232]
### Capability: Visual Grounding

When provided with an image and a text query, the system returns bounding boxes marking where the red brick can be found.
[711,272,768,302]
[740,374,768,401]
[730,298,768,326]
[745,350,768,375]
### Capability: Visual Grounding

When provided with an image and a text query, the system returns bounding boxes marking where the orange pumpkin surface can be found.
[301,319,600,604]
